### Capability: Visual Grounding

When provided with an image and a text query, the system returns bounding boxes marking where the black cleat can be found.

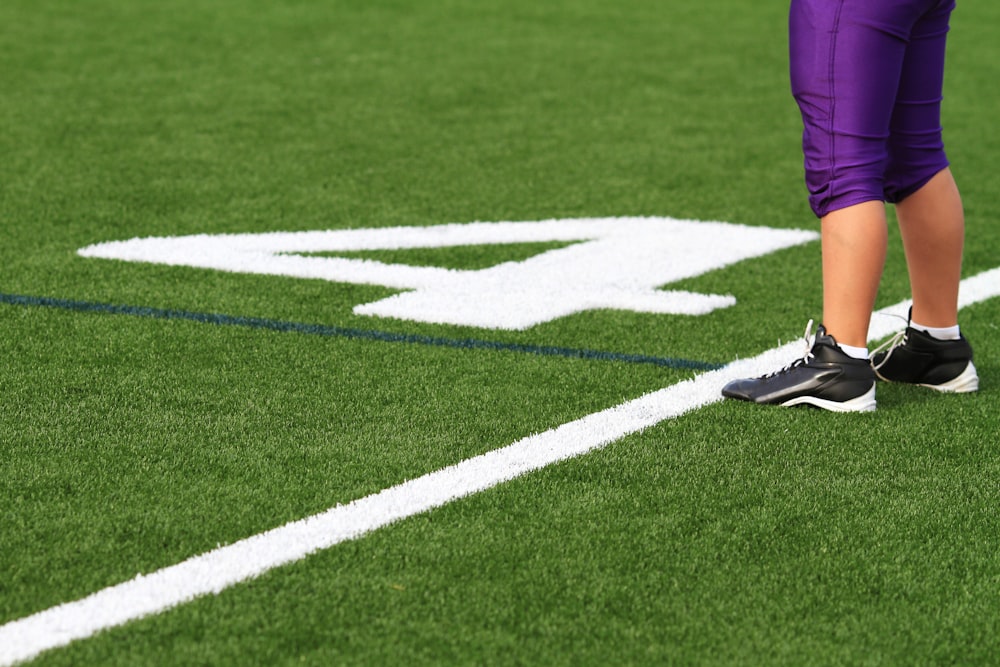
[871,324,978,393]
[722,322,876,412]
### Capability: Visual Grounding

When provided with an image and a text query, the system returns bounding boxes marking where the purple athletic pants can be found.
[789,0,956,217]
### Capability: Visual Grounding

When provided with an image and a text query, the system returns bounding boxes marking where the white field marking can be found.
[78,218,819,330]
[2,267,999,667]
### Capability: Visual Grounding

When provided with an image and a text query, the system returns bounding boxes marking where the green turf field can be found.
[3,0,1000,664]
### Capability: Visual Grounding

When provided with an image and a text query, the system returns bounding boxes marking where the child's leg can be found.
[894,168,964,328]
[821,201,888,348]
[884,2,961,329]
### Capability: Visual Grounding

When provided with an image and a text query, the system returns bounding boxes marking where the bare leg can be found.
[893,168,964,328]
[821,200,889,348]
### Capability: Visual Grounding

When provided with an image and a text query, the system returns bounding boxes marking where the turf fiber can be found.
[3,0,1000,664]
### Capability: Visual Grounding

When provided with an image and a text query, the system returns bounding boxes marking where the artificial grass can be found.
[3,0,1000,664]
[26,322,1000,665]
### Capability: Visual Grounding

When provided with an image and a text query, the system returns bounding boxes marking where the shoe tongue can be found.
[813,325,838,347]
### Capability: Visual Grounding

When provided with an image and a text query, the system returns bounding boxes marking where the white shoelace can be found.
[762,319,816,378]
[868,312,913,371]
[869,329,907,371]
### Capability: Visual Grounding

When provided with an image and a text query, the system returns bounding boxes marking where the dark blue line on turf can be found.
[0,292,725,371]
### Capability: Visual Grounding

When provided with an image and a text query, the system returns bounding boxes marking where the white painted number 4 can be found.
[79,218,817,330]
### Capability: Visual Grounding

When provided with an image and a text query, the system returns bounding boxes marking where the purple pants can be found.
[789,0,956,218]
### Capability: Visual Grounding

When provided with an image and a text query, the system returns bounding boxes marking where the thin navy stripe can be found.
[0,292,724,371]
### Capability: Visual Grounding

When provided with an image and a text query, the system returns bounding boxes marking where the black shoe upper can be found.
[871,326,973,385]
[722,326,875,406]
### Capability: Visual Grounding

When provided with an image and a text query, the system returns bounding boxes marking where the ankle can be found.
[911,320,961,341]
[837,343,869,360]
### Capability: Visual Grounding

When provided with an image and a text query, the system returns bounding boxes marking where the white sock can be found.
[838,343,869,360]
[911,320,961,340]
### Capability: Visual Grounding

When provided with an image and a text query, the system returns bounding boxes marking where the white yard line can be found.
[2,267,999,666]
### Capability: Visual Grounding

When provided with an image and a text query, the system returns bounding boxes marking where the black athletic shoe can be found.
[722,322,876,412]
[871,324,978,393]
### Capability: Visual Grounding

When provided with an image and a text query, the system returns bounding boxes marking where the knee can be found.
[803,138,888,217]
[884,145,950,203]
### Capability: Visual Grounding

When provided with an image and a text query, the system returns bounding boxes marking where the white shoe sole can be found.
[919,361,979,393]
[780,384,877,413]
